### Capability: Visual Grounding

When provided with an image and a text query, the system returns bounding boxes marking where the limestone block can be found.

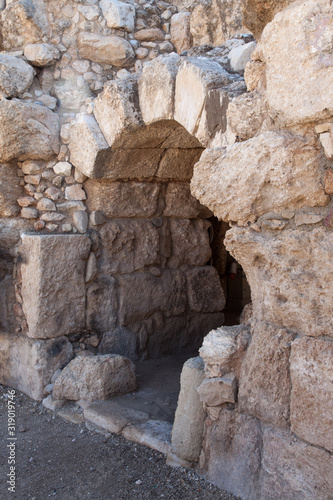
[0,164,22,217]
[171,357,206,462]
[86,277,118,334]
[174,59,230,145]
[259,0,333,125]
[84,400,149,434]
[99,327,137,360]
[186,266,225,313]
[238,322,294,428]
[228,41,256,73]
[94,77,142,147]
[0,275,16,332]
[0,55,35,97]
[260,426,333,500]
[201,410,262,499]
[118,271,186,325]
[54,78,93,112]
[69,114,110,178]
[199,324,251,378]
[290,337,333,453]
[197,373,237,406]
[225,227,333,337]
[191,132,329,225]
[190,0,246,47]
[319,132,333,159]
[156,147,203,180]
[244,60,266,92]
[0,0,49,50]
[0,99,60,162]
[98,219,160,275]
[102,148,164,180]
[0,332,73,400]
[134,28,165,42]
[170,12,191,54]
[169,219,211,267]
[227,92,267,140]
[163,182,211,218]
[138,54,181,125]
[24,43,61,67]
[20,234,91,339]
[52,354,136,402]
[85,180,160,218]
[78,32,135,67]
[0,218,30,256]
[100,0,135,32]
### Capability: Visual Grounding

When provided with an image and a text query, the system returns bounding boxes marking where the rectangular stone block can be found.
[20,234,91,339]
[86,277,118,334]
[156,148,203,180]
[0,331,73,400]
[186,266,225,313]
[169,219,211,267]
[163,182,212,218]
[290,337,333,453]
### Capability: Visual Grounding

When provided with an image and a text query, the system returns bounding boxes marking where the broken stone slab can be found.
[238,322,294,429]
[100,0,135,32]
[227,91,267,141]
[170,12,192,54]
[228,41,256,73]
[191,131,329,226]
[0,54,35,97]
[0,163,22,217]
[20,234,91,339]
[174,58,231,146]
[225,227,333,338]
[53,354,136,402]
[290,337,333,453]
[83,400,149,434]
[78,32,135,67]
[0,331,73,400]
[197,373,237,406]
[170,357,206,463]
[138,53,181,125]
[258,0,333,126]
[0,99,60,162]
[122,419,172,455]
[186,266,226,313]
[24,42,61,67]
[86,277,118,334]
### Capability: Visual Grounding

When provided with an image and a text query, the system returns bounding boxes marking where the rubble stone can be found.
[24,43,60,66]
[0,54,35,97]
[78,32,135,67]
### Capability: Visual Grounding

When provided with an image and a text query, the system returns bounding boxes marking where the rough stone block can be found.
[0,331,73,400]
[170,12,192,54]
[238,322,294,428]
[186,266,225,313]
[86,277,118,334]
[24,43,60,67]
[0,54,35,97]
[197,373,237,406]
[99,327,137,360]
[227,92,267,141]
[20,234,91,339]
[169,219,211,267]
[53,354,136,402]
[171,357,206,462]
[0,164,22,217]
[156,148,203,181]
[290,337,333,452]
[228,41,256,72]
[163,182,211,218]
[78,32,135,67]
[100,0,135,32]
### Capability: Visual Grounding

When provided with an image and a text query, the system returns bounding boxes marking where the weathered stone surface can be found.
[175,59,230,145]
[260,426,333,500]
[244,60,266,92]
[139,54,180,125]
[225,227,333,337]
[191,132,329,225]
[169,219,211,267]
[320,131,333,159]
[228,41,256,72]
[135,28,165,42]
[24,43,60,66]
[94,77,142,147]
[170,12,191,54]
[0,55,35,97]
[197,373,237,406]
[290,337,333,453]
[156,147,203,180]
[186,266,225,313]
[238,322,294,428]
[0,164,22,217]
[0,99,60,162]
[227,92,267,140]
[122,419,172,455]
[259,0,333,126]
[0,218,30,256]
[324,168,333,194]
[84,400,148,434]
[163,182,211,218]
[20,234,91,339]
[171,357,206,462]
[199,324,250,378]
[118,271,186,325]
[54,77,92,112]
[190,0,246,47]
[202,410,261,499]
[85,180,159,218]
[73,210,88,234]
[98,219,160,275]
[99,327,137,360]
[0,332,72,400]
[53,354,136,402]
[78,32,135,67]
[0,0,49,50]
[100,0,135,32]
[86,277,118,334]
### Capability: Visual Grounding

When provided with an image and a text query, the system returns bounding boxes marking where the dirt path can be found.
[0,385,238,500]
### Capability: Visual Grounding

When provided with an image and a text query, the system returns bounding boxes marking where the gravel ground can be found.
[0,385,238,500]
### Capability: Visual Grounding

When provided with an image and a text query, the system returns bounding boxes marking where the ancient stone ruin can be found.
[0,0,332,498]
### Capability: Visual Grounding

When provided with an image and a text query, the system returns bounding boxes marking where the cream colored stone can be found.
[244,60,266,92]
[319,132,333,159]
[225,227,333,337]
[227,92,267,140]
[228,42,256,72]
[135,28,165,42]
[24,43,60,67]
[100,0,135,32]
[78,32,135,67]
[197,373,237,406]
[0,55,35,97]
[170,12,192,54]
[191,132,329,226]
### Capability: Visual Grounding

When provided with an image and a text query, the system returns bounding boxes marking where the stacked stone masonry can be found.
[0,0,332,499]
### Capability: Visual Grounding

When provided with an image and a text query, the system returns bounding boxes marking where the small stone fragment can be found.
[37,198,56,212]
[73,211,88,233]
[65,185,86,201]
[21,207,38,219]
